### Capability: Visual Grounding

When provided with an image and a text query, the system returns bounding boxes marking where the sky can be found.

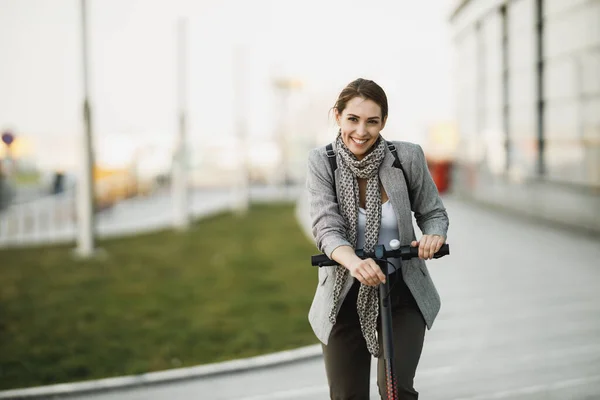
[0,0,457,175]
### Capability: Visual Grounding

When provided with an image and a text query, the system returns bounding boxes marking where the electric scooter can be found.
[311,240,450,400]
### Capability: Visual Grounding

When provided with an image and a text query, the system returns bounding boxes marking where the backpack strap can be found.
[325,141,413,207]
[385,141,400,167]
[385,141,413,208]
[325,143,337,200]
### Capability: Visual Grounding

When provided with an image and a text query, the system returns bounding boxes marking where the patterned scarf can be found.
[329,133,386,357]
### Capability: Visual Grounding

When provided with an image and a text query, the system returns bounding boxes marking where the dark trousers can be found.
[322,272,426,400]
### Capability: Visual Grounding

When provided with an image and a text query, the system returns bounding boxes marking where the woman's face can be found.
[335,96,387,160]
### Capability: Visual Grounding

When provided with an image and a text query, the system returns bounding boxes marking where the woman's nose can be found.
[356,123,368,136]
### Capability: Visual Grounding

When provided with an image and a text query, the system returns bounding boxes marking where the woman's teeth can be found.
[352,138,367,145]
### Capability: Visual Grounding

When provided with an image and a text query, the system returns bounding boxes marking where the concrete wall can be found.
[450,0,600,235]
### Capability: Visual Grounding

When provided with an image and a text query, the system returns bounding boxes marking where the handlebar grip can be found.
[434,244,450,258]
[395,244,450,260]
[311,254,334,266]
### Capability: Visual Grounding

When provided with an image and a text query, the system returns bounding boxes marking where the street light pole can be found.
[172,18,189,230]
[76,0,96,257]
[233,44,249,215]
[273,77,302,198]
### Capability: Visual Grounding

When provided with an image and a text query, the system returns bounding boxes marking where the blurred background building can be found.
[0,0,455,213]
[1,0,598,244]
[449,0,600,234]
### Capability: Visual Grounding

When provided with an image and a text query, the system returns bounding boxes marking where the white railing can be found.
[0,189,77,246]
[0,184,304,249]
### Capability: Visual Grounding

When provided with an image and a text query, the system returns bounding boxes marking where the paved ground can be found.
[13,195,600,399]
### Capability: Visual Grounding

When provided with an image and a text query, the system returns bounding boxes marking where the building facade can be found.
[450,0,600,234]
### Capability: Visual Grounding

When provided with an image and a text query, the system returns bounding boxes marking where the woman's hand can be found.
[347,258,386,286]
[411,234,446,260]
[330,246,386,286]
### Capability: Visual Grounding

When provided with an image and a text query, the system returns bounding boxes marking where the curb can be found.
[0,345,322,399]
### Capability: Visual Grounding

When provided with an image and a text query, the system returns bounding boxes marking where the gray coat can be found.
[306,140,449,345]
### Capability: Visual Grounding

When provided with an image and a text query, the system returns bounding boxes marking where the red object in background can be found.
[427,159,452,194]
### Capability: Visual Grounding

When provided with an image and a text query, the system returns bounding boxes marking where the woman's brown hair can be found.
[332,78,388,120]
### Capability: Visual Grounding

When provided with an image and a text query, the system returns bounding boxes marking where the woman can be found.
[306,78,449,399]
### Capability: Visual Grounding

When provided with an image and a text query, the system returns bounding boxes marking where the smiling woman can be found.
[306,78,449,399]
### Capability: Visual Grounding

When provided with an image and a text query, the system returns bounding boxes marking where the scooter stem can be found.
[375,245,398,400]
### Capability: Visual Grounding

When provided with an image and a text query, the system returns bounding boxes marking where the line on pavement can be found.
[453,375,600,400]
[235,371,600,400]
[234,366,455,400]
[235,384,328,400]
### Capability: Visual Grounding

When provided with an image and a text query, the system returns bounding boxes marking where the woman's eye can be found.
[348,117,358,122]
[368,120,378,124]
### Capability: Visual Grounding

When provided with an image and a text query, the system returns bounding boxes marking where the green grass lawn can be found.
[0,202,321,391]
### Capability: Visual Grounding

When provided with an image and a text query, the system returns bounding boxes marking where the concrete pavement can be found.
[3,194,600,399]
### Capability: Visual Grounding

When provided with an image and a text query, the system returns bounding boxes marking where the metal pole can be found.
[233,44,249,215]
[76,0,96,257]
[281,90,288,197]
[272,77,301,199]
[275,85,289,197]
[172,18,189,230]
[535,0,545,176]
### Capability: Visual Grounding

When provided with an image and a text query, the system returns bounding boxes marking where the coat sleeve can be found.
[305,148,352,258]
[408,144,449,238]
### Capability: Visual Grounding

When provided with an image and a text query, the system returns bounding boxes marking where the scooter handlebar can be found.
[311,243,450,267]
